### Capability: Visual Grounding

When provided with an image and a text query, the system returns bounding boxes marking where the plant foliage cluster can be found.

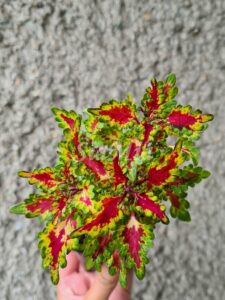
[10,74,213,287]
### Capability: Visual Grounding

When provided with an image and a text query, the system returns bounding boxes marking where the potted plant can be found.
[10,73,213,287]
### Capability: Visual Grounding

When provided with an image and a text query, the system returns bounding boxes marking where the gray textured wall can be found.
[0,1,224,299]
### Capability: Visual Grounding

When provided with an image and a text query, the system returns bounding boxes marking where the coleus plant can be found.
[10,74,213,287]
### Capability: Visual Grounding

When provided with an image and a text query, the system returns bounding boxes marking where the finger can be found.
[57,288,83,300]
[83,265,119,300]
[57,282,76,300]
[109,269,133,300]
[57,272,90,300]
[77,253,87,273]
[65,272,90,295]
[59,252,80,277]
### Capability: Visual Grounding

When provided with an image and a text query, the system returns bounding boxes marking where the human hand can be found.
[57,252,133,300]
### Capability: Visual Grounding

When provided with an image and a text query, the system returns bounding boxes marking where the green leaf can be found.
[166,73,176,86]
[178,210,191,222]
[9,203,26,214]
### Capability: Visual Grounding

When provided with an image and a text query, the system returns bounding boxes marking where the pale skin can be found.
[57,252,133,300]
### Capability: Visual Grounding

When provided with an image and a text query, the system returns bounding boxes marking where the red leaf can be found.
[49,227,65,268]
[100,105,134,124]
[18,168,57,189]
[10,193,69,220]
[166,191,180,208]
[77,195,123,234]
[52,108,81,147]
[165,172,197,188]
[123,213,143,268]
[168,110,197,129]
[146,80,160,111]
[167,106,213,131]
[147,141,184,187]
[38,211,78,284]
[60,114,75,130]
[112,249,121,269]
[142,122,153,146]
[113,154,128,186]
[80,157,108,179]
[72,132,80,148]
[93,234,112,259]
[128,140,142,167]
[34,173,55,187]
[88,100,138,125]
[163,83,171,99]
[26,196,57,215]
[73,185,97,214]
[134,192,168,223]
[147,153,178,186]
[90,118,99,130]
[142,74,178,116]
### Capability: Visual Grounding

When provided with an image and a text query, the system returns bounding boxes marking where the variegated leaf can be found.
[134,192,169,224]
[92,233,113,260]
[38,213,79,284]
[166,190,191,221]
[56,141,81,163]
[107,249,128,288]
[52,107,82,146]
[18,167,57,191]
[74,195,124,236]
[167,105,213,132]
[165,164,211,190]
[141,122,154,147]
[9,193,67,220]
[127,139,142,167]
[112,153,128,186]
[79,156,109,180]
[123,212,154,279]
[88,98,139,126]
[72,184,100,214]
[141,73,178,116]
[147,140,185,187]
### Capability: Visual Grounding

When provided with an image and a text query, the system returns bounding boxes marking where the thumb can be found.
[84,265,119,300]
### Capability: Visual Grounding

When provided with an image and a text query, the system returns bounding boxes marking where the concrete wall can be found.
[0,1,224,299]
